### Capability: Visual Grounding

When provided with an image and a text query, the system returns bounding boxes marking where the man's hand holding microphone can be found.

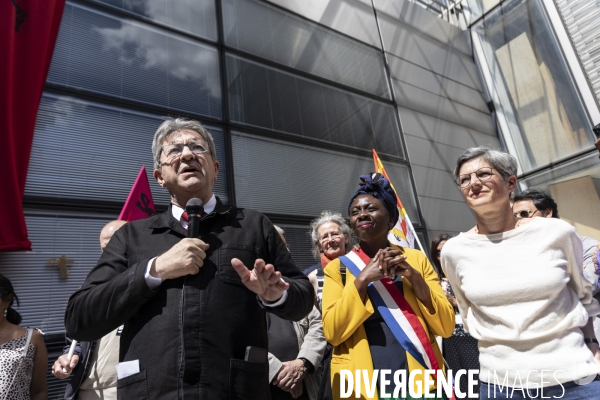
[149,198,287,303]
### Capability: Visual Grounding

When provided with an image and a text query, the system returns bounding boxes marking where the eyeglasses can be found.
[455,167,494,188]
[161,142,209,162]
[319,232,343,243]
[513,209,540,219]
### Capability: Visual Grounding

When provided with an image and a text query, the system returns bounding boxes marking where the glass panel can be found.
[553,0,600,105]
[520,152,600,239]
[232,131,419,224]
[222,0,389,98]
[462,0,501,24]
[0,211,112,334]
[275,223,315,271]
[416,230,430,258]
[26,94,228,205]
[90,0,218,41]
[473,0,595,172]
[227,54,404,159]
[48,3,221,119]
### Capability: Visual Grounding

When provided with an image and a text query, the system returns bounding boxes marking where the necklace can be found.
[0,321,7,337]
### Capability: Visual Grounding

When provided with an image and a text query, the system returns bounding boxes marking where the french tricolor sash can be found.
[339,248,440,372]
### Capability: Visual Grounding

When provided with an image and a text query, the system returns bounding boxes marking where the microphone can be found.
[186,198,204,239]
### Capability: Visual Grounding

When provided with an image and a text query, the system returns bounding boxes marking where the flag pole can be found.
[372,149,425,253]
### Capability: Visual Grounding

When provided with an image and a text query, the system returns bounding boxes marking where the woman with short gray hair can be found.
[442,146,600,399]
[303,211,352,307]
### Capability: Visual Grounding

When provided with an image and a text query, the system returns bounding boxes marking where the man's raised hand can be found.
[230,258,289,302]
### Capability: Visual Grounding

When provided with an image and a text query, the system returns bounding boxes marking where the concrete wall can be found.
[374,0,500,240]
[268,0,500,241]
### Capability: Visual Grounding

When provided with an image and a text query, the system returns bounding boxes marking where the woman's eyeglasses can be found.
[455,167,494,188]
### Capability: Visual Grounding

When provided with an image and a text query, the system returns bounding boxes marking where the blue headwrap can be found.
[348,173,399,227]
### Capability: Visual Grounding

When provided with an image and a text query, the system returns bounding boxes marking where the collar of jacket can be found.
[148,196,233,237]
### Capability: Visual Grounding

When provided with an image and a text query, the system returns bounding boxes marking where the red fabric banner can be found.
[0,0,66,251]
[118,166,157,222]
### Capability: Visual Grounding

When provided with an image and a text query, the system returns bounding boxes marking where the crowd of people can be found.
[0,118,599,400]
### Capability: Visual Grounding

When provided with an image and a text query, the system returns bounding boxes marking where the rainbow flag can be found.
[373,149,423,251]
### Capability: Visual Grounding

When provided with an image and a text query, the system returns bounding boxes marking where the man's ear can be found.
[543,209,553,218]
[154,168,165,188]
[212,161,220,182]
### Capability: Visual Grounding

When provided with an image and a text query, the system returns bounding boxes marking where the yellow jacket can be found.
[322,245,455,400]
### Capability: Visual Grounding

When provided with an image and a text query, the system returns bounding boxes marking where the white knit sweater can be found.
[441,217,600,388]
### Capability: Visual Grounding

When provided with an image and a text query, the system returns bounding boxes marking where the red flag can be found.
[0,0,66,251]
[118,166,156,221]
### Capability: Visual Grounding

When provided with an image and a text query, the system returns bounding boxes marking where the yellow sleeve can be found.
[322,258,374,346]
[410,250,455,338]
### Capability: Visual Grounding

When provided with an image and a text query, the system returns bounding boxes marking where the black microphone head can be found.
[186,198,204,216]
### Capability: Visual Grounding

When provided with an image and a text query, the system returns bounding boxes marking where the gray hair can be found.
[273,225,284,236]
[454,146,518,182]
[152,118,217,169]
[309,211,353,260]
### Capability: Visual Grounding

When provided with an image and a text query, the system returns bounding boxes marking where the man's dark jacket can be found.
[64,198,314,399]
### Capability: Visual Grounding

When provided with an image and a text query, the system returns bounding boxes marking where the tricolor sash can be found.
[339,248,440,371]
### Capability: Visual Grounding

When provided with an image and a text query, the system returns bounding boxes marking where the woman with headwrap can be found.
[322,174,455,400]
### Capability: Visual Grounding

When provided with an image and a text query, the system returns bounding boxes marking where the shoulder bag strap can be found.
[21,328,33,357]
[339,262,346,286]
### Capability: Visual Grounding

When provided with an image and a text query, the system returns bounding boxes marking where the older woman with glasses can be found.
[304,211,352,308]
[322,173,454,399]
[442,146,600,400]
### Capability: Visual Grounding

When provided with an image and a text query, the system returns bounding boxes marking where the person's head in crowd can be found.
[309,211,351,262]
[99,220,127,251]
[454,146,518,217]
[512,189,559,219]
[273,225,290,252]
[0,273,21,325]
[152,118,219,206]
[348,173,399,251]
[430,234,451,279]
[0,275,48,399]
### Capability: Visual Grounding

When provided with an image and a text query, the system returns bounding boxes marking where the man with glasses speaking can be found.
[65,118,314,399]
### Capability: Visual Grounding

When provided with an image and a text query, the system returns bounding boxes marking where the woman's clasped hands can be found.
[360,247,412,283]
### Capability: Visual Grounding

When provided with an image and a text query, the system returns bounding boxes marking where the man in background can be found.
[268,226,325,400]
[52,219,126,400]
[513,189,600,340]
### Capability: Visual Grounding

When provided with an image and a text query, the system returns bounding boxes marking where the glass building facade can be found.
[5,2,469,396]
[12,0,600,396]
[468,0,600,239]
